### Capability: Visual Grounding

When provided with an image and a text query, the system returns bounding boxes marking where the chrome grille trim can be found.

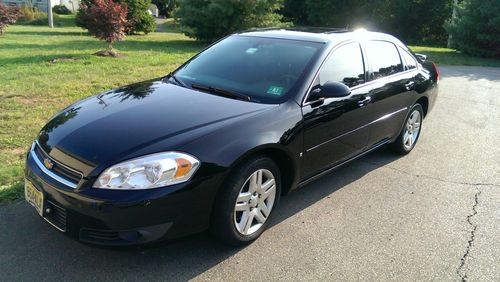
[30,142,80,189]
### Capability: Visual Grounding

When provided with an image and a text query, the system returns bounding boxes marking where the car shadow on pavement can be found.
[0,148,401,280]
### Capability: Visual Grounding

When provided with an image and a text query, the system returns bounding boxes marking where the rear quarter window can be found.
[365,41,404,80]
[399,48,418,70]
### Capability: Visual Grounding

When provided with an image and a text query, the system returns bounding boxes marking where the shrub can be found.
[175,0,288,43]
[18,5,45,22]
[78,0,155,34]
[17,5,60,25]
[53,4,72,15]
[446,0,500,57]
[0,4,20,35]
[120,0,155,34]
[78,0,128,52]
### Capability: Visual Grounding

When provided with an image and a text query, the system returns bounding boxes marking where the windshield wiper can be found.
[166,73,186,87]
[191,83,251,102]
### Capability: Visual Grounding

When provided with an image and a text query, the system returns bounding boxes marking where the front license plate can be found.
[25,180,44,216]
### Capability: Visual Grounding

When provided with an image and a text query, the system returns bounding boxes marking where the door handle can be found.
[357,96,371,107]
[405,81,415,90]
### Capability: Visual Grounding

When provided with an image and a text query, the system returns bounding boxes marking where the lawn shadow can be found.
[0,38,202,66]
[0,148,402,280]
[0,53,91,66]
[9,29,88,36]
[0,38,202,54]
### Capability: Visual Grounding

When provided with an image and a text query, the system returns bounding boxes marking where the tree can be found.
[175,0,288,42]
[151,0,176,17]
[77,0,128,54]
[446,0,500,57]
[282,0,454,46]
[281,0,307,25]
[373,0,453,46]
[77,0,155,34]
[120,0,155,34]
[0,4,20,35]
[303,0,373,29]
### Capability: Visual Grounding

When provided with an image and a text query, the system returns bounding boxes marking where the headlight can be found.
[93,152,200,190]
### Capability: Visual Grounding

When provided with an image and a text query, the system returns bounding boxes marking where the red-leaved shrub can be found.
[0,4,20,35]
[78,0,128,52]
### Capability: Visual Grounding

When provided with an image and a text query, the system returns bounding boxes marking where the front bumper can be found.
[24,150,224,246]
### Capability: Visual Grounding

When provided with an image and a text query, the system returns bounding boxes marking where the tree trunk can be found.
[107,41,113,52]
[48,0,54,28]
[447,0,459,48]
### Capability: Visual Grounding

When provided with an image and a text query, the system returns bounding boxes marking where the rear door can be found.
[301,42,372,179]
[363,40,415,145]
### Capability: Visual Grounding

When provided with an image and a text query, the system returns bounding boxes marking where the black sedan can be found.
[24,28,438,246]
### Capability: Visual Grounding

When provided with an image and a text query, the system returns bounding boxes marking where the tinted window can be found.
[400,48,418,70]
[174,36,323,104]
[365,41,403,79]
[318,42,365,88]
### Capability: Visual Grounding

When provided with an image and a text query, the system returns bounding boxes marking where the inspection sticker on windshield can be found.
[267,86,284,95]
[246,48,258,54]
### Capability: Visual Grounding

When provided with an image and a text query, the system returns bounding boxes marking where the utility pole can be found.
[447,0,458,48]
[47,0,54,28]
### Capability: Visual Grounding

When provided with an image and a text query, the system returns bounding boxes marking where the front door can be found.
[301,42,373,179]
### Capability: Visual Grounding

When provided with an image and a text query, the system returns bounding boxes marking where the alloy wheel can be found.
[403,110,421,150]
[234,169,277,235]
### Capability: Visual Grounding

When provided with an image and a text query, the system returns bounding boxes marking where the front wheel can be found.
[391,104,424,154]
[210,157,281,246]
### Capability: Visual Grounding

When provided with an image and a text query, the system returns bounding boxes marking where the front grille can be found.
[79,228,145,245]
[45,200,67,232]
[32,143,82,187]
[80,229,121,242]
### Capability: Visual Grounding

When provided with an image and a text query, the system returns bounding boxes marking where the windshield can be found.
[174,35,324,104]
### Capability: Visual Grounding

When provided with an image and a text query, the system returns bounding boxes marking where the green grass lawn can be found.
[0,21,499,202]
[0,23,202,201]
[409,46,500,67]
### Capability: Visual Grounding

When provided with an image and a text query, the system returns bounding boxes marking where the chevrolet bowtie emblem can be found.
[43,158,53,169]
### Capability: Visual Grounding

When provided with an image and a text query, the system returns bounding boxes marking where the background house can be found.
[0,0,80,13]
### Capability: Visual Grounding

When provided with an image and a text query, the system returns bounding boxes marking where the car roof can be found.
[236,28,407,49]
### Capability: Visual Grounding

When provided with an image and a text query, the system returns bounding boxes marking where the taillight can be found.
[433,63,439,82]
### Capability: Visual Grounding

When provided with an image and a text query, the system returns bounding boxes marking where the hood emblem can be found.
[43,158,54,170]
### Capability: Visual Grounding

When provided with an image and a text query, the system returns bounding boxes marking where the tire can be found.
[391,104,424,155]
[210,156,281,246]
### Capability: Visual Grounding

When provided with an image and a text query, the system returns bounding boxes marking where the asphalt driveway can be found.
[1,66,499,281]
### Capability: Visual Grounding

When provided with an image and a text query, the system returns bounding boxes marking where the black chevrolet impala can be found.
[25,28,438,246]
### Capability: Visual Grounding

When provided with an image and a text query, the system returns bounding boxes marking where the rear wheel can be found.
[391,104,423,154]
[211,157,281,246]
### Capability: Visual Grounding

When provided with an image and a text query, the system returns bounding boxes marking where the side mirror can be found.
[415,53,427,61]
[310,81,351,101]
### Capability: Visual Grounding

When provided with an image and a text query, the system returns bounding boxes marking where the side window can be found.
[318,42,365,88]
[399,48,418,70]
[365,41,403,80]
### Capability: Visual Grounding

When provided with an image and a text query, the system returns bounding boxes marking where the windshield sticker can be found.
[267,86,284,96]
[245,48,258,54]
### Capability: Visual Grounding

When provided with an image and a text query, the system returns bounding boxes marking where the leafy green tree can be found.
[121,0,155,34]
[446,0,500,57]
[374,0,452,46]
[151,0,176,17]
[282,0,453,46]
[175,0,288,42]
[281,0,307,25]
[303,0,373,29]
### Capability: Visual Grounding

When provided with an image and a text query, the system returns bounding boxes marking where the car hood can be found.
[37,79,274,174]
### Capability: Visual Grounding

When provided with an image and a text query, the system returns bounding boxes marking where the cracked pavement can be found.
[1,66,499,281]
